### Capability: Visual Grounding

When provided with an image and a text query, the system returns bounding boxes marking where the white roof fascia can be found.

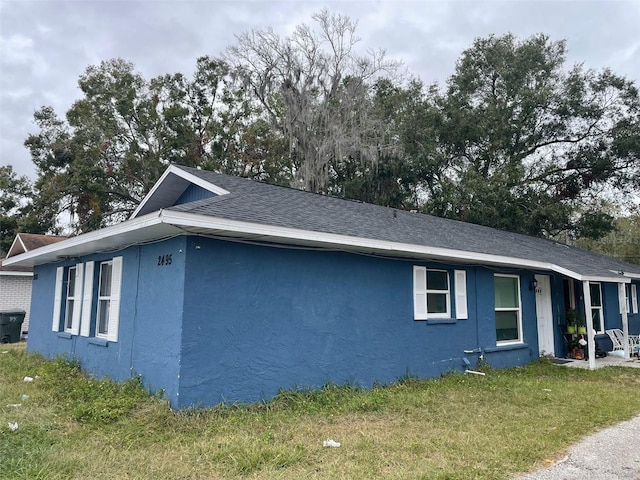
[6,234,27,258]
[130,166,175,218]
[2,212,177,267]
[130,165,230,219]
[5,206,632,284]
[160,210,589,279]
[582,275,631,284]
[17,234,27,252]
[0,271,33,277]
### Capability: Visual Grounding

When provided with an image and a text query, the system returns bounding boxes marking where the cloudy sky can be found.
[1,0,639,179]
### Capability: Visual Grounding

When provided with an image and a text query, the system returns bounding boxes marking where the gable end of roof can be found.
[131,165,231,218]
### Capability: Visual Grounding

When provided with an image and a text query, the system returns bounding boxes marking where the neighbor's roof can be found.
[4,165,640,282]
[6,233,68,258]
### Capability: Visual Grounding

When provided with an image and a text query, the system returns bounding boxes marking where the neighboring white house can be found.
[0,262,33,334]
[1,234,67,335]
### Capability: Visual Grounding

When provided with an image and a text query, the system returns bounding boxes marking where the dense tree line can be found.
[2,10,639,256]
[576,215,640,264]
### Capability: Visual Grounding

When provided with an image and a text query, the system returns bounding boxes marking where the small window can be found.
[589,282,604,334]
[53,264,83,335]
[621,283,636,315]
[427,270,449,314]
[64,267,77,331]
[414,267,450,319]
[97,261,113,337]
[94,257,122,342]
[51,259,120,339]
[495,274,522,344]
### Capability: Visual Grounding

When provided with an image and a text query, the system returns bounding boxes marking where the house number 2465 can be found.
[157,254,172,266]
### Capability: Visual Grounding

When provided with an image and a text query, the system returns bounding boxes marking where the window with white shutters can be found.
[413,266,467,320]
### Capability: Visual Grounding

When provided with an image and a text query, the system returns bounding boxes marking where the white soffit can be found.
[2,213,183,267]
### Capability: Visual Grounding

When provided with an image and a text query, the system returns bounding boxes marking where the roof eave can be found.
[4,208,632,284]
[2,212,180,268]
[582,275,632,284]
[160,210,591,280]
[0,271,33,277]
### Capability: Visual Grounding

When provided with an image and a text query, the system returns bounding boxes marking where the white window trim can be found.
[63,266,77,331]
[632,284,638,315]
[621,284,630,315]
[590,282,605,334]
[52,267,64,332]
[96,260,111,339]
[495,274,523,346]
[95,256,122,342]
[413,266,452,320]
[64,264,83,335]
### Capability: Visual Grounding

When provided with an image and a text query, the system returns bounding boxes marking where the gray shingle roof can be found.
[168,166,640,279]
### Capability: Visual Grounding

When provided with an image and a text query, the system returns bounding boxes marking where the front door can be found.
[535,274,555,357]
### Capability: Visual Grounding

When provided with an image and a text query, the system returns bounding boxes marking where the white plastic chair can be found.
[605,329,640,357]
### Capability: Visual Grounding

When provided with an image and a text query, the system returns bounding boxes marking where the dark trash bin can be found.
[0,310,26,343]
[594,333,613,358]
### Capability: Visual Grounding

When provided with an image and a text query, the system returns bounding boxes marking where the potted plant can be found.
[576,314,587,335]
[565,309,578,334]
[567,337,585,359]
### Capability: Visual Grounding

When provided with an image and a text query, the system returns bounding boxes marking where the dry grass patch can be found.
[2,344,640,479]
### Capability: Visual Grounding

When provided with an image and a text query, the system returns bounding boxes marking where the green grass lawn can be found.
[2,343,640,479]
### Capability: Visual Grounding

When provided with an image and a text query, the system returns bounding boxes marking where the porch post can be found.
[582,280,596,370]
[618,282,630,359]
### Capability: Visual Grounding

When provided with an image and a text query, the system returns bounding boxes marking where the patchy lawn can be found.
[2,343,640,479]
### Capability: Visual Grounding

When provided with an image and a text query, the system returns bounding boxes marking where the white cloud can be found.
[1,0,639,180]
[0,33,50,76]
[1,87,33,100]
[0,33,34,62]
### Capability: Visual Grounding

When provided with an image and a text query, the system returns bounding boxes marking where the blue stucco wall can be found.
[27,233,556,409]
[602,283,621,331]
[178,237,539,408]
[127,237,186,403]
[27,236,186,403]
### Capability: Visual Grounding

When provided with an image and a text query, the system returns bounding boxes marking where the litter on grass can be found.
[323,439,341,447]
[23,376,33,382]
[21,394,29,400]
[6,404,21,408]
[8,422,18,432]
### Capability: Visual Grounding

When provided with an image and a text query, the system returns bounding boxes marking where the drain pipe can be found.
[463,347,486,376]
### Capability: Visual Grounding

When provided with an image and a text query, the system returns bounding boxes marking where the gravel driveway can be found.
[514,413,640,479]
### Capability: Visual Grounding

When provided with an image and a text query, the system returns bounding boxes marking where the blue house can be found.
[3,165,640,408]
